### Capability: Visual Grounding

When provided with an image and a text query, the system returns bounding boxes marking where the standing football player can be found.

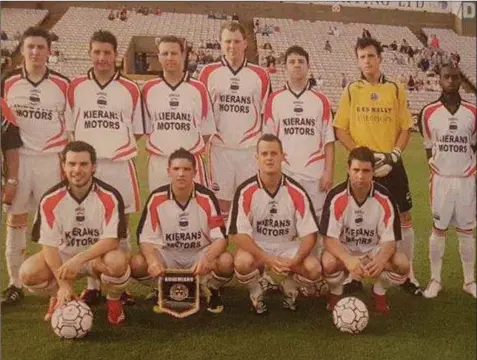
[418,64,476,298]
[132,148,234,313]
[1,27,69,304]
[142,35,215,191]
[229,134,321,314]
[333,37,421,296]
[199,22,270,220]
[19,141,130,325]
[320,146,410,313]
[66,30,144,305]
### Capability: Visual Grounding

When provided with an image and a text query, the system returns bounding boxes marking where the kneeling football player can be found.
[19,141,130,325]
[229,134,321,314]
[131,148,233,313]
[320,146,410,313]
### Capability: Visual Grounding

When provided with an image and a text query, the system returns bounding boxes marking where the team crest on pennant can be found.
[155,269,200,318]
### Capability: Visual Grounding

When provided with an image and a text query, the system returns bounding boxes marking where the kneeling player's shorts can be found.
[156,246,210,270]
[257,241,300,260]
[9,152,62,214]
[430,173,476,230]
[374,159,412,213]
[147,152,208,193]
[95,158,140,214]
[209,145,257,201]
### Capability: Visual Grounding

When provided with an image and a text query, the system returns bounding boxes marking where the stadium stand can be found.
[0,8,49,48]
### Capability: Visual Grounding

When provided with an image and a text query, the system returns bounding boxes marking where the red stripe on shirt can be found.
[4,75,21,97]
[42,189,67,229]
[374,192,392,227]
[1,98,17,125]
[189,79,209,120]
[264,88,286,127]
[248,64,270,101]
[333,192,348,222]
[95,186,116,225]
[50,75,68,99]
[423,102,443,139]
[461,102,477,135]
[310,90,331,122]
[118,78,140,109]
[198,62,222,86]
[242,184,259,216]
[148,193,168,232]
[67,76,88,109]
[285,183,306,218]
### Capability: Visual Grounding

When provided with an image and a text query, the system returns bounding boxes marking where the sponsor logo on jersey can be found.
[169,94,180,109]
[97,92,108,108]
[230,77,240,91]
[29,89,41,107]
[179,212,189,230]
[354,210,364,226]
[370,92,378,101]
[75,207,85,225]
[293,101,304,113]
[448,117,458,132]
[269,200,278,216]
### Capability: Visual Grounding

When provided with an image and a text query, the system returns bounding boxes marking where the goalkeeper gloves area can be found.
[373,148,401,178]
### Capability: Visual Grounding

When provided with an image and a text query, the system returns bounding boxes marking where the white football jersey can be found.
[32,178,127,258]
[2,67,69,155]
[419,96,476,177]
[137,183,226,251]
[199,56,270,149]
[264,83,335,180]
[142,73,215,156]
[319,181,401,256]
[66,69,144,161]
[228,174,318,250]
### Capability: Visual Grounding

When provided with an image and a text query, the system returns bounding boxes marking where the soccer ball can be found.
[332,297,369,334]
[299,279,329,298]
[51,300,93,339]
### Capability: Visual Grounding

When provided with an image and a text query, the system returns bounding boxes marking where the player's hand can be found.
[194,257,213,276]
[373,148,401,178]
[57,257,83,280]
[147,262,165,278]
[56,284,78,308]
[319,170,333,192]
[266,256,290,275]
[364,258,385,278]
[343,255,364,277]
[2,183,17,207]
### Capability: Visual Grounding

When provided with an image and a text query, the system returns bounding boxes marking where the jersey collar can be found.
[347,180,374,207]
[161,71,189,91]
[169,182,196,211]
[67,178,96,205]
[22,66,50,87]
[285,82,308,99]
[88,68,120,90]
[439,92,462,115]
[221,55,247,76]
[359,73,386,85]
[257,172,285,199]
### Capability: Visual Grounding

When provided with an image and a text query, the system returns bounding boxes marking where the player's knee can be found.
[129,253,147,278]
[321,251,339,275]
[432,226,447,236]
[234,251,255,273]
[392,251,410,275]
[103,249,129,278]
[303,256,321,280]
[7,213,28,228]
[19,262,38,286]
[217,252,234,274]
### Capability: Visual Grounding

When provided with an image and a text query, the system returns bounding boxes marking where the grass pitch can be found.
[1,134,476,360]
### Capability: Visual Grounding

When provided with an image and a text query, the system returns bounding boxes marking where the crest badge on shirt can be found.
[230,77,240,91]
[354,209,364,226]
[75,207,85,225]
[178,212,189,230]
[97,92,108,108]
[169,94,180,109]
[370,93,379,101]
[448,117,458,132]
[29,89,41,107]
[269,200,278,216]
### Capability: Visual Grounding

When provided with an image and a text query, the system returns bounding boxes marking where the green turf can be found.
[1,134,476,360]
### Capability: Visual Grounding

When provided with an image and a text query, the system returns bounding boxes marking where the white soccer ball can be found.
[332,296,369,335]
[51,300,93,339]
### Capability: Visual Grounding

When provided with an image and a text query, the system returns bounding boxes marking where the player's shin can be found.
[325,271,346,296]
[24,279,58,297]
[399,224,417,283]
[204,271,233,290]
[235,268,264,307]
[429,231,446,283]
[100,266,131,300]
[5,225,27,288]
[457,230,475,285]
[373,270,407,295]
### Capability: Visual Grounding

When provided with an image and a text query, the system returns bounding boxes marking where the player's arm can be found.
[131,82,145,141]
[323,236,363,277]
[416,107,433,161]
[199,84,216,147]
[293,232,316,266]
[333,85,356,151]
[231,233,271,264]
[2,123,22,205]
[292,191,319,267]
[321,110,336,191]
[394,83,413,153]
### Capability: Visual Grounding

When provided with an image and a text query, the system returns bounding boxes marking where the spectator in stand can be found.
[254,19,260,34]
[232,13,239,21]
[390,40,398,51]
[48,50,59,64]
[430,34,440,49]
[324,40,332,53]
[119,7,127,21]
[398,73,407,85]
[399,39,409,54]
[208,11,215,19]
[108,9,115,20]
[414,73,424,91]
[1,31,8,40]
[213,40,220,50]
[418,57,430,72]
[154,7,161,16]
[341,72,347,88]
[263,42,272,50]
[315,74,324,89]
[362,28,371,38]
[406,46,415,66]
[13,31,21,41]
[451,52,461,67]
[407,75,415,91]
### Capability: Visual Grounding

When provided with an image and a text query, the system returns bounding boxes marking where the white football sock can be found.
[6,226,27,288]
[429,231,446,283]
[400,225,416,282]
[373,271,405,295]
[87,277,101,290]
[24,279,58,297]
[457,230,475,285]
[205,271,233,290]
[101,266,130,300]
[325,271,346,296]
[235,269,263,300]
